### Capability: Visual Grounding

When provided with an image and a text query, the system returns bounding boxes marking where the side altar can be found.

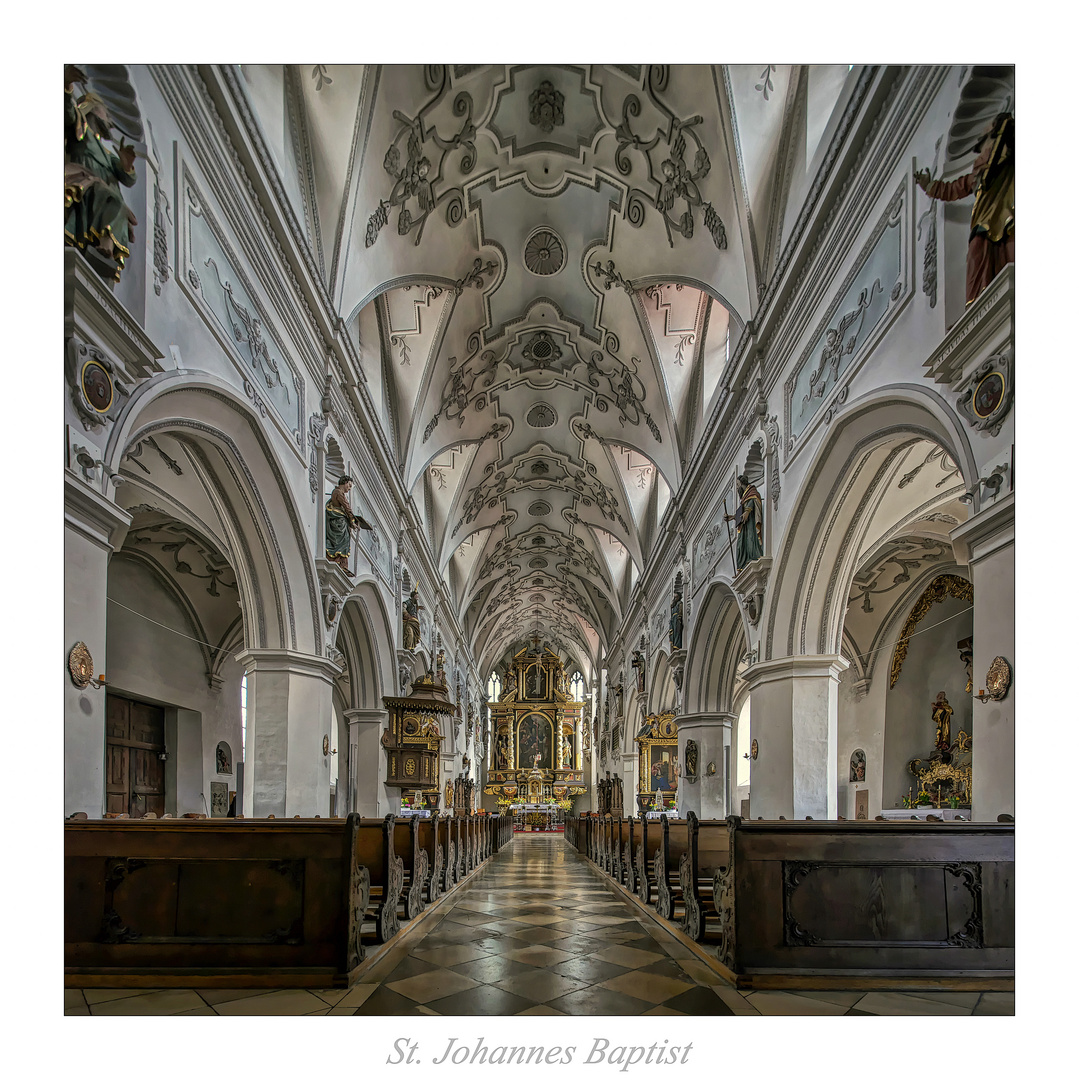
[484,643,587,804]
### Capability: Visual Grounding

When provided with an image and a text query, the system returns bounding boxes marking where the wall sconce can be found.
[68,642,106,689]
[975,656,1011,704]
[157,749,170,762]
[322,735,337,757]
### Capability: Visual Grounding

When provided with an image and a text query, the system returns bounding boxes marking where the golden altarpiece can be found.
[381,672,454,807]
[634,711,678,814]
[484,644,586,804]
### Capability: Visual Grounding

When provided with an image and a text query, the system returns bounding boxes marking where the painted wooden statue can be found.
[65,66,138,282]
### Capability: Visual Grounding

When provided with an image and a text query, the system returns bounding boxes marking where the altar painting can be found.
[516,713,554,771]
[648,745,678,793]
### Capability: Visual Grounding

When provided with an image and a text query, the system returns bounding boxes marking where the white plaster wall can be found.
[836,665,885,818]
[882,596,973,808]
[65,525,110,816]
[105,557,243,816]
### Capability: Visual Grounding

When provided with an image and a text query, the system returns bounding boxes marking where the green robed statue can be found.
[325,476,373,576]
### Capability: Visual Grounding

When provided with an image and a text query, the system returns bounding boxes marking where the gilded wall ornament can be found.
[985,656,1011,701]
[890,574,974,688]
[68,641,94,688]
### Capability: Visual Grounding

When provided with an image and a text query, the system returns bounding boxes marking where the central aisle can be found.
[351,833,739,1015]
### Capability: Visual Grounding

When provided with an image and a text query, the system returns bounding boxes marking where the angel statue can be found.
[65,66,138,282]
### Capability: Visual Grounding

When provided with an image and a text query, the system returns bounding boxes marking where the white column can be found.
[745,656,848,820]
[951,493,1014,821]
[345,708,387,817]
[677,713,734,820]
[233,649,338,818]
[65,474,131,817]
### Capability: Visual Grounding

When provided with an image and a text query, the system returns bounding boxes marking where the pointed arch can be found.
[765,385,976,664]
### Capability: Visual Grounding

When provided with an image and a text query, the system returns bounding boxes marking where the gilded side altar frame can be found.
[635,710,679,800]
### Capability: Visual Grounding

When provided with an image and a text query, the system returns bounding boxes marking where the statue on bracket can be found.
[64,66,138,282]
[669,589,684,650]
[325,476,372,576]
[402,587,422,650]
[631,649,646,694]
[725,474,764,569]
[916,113,1013,306]
[931,691,953,753]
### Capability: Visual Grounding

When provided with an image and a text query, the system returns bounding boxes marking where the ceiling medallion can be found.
[528,557,549,569]
[526,403,557,428]
[531,460,551,475]
[529,593,546,603]
[529,81,565,133]
[523,229,566,277]
[528,500,552,517]
[522,330,563,369]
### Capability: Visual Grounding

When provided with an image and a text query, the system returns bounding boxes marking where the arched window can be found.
[487,671,502,701]
[240,673,248,762]
[570,671,585,702]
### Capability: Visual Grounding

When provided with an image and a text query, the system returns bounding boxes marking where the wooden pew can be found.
[369,814,404,943]
[392,816,428,921]
[441,813,457,892]
[653,816,691,924]
[710,816,1015,989]
[454,815,468,881]
[623,816,637,895]
[691,815,732,940]
[65,813,387,987]
[610,816,626,885]
[634,814,664,905]
[417,814,443,906]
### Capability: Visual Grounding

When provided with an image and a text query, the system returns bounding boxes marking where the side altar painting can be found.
[635,711,678,813]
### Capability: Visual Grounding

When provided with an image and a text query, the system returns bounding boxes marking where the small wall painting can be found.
[849,748,866,783]
[216,741,232,775]
[210,781,229,817]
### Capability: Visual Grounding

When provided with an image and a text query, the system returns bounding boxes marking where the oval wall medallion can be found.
[68,641,94,688]
[750,739,759,760]
[81,359,114,413]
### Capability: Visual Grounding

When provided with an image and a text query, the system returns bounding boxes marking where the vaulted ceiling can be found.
[237,63,854,678]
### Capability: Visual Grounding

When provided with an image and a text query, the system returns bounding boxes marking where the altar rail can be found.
[65,811,511,988]
[567,813,1014,989]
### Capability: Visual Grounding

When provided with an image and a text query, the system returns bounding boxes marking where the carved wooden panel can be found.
[782,861,981,948]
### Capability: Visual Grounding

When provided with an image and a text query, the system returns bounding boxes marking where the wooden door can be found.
[105,696,166,817]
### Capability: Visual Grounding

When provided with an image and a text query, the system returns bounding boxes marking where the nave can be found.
[64,835,1013,1016]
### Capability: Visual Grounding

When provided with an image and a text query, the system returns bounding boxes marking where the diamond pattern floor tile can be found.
[386,969,480,1004]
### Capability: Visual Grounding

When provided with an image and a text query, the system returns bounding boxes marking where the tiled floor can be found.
[65,835,1013,1016]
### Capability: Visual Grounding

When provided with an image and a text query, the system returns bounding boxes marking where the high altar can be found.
[484,643,587,805]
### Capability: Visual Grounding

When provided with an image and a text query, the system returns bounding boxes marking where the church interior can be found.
[58,60,1024,1034]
